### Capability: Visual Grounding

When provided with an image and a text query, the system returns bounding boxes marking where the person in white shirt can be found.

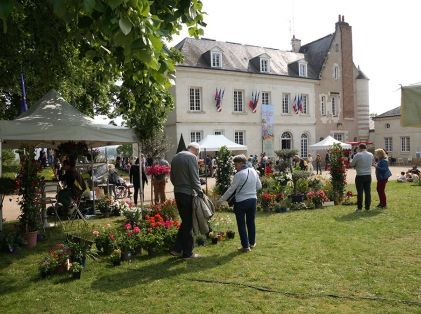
[218,155,262,252]
[350,143,374,211]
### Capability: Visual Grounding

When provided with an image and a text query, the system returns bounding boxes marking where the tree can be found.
[140,131,172,160]
[116,144,133,157]
[0,0,205,139]
[215,146,234,195]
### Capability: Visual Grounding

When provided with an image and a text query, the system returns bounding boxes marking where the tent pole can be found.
[90,146,95,215]
[105,147,109,197]
[137,143,144,212]
[204,148,208,195]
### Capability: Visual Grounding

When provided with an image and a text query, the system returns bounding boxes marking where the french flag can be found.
[292,95,298,113]
[298,95,303,113]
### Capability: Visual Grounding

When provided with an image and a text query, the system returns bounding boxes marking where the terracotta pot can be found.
[25,231,38,249]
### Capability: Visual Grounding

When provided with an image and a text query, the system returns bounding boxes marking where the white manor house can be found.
[165,16,370,159]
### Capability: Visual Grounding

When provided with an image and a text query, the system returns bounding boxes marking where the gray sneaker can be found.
[183,253,200,260]
[238,247,251,253]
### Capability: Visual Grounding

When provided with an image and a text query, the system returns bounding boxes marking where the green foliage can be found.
[1,149,15,165]
[215,146,233,195]
[275,149,298,172]
[16,148,43,231]
[329,143,347,204]
[139,131,172,159]
[116,144,133,158]
[0,0,205,140]
[291,170,311,194]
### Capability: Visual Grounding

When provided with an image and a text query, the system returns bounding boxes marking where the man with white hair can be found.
[169,142,203,259]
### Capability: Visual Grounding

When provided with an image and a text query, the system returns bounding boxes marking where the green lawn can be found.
[1,182,420,313]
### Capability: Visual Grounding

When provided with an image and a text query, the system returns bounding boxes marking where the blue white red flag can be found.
[298,95,303,113]
[292,95,298,113]
[215,88,224,112]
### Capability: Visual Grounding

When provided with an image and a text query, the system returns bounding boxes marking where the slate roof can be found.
[174,37,323,79]
[372,107,400,119]
[299,34,334,78]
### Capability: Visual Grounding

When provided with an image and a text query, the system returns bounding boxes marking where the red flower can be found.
[133,226,140,234]
[125,223,132,230]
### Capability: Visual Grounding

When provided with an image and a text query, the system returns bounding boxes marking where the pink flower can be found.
[125,223,132,230]
[133,226,140,234]
[92,230,100,237]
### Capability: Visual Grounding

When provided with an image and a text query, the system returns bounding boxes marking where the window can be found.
[282,93,290,114]
[260,58,269,73]
[233,90,244,112]
[321,96,326,116]
[384,137,392,152]
[300,134,308,158]
[331,96,338,116]
[261,92,270,105]
[301,94,308,114]
[299,62,307,77]
[189,87,201,111]
[190,131,202,143]
[211,51,222,68]
[401,137,410,152]
[333,133,344,142]
[214,130,224,135]
[333,64,340,80]
[281,132,292,149]
[234,131,245,145]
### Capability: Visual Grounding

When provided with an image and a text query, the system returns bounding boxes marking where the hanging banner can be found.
[261,104,274,156]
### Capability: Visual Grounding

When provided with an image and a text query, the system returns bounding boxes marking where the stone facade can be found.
[372,108,421,164]
[165,16,369,160]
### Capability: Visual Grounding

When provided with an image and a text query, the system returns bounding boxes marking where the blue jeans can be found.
[355,175,372,209]
[234,198,256,249]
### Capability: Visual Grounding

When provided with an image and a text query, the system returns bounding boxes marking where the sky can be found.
[169,0,421,115]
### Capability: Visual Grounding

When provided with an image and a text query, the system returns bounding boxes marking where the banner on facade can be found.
[261,104,274,156]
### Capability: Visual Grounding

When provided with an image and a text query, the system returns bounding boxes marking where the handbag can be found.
[227,169,249,207]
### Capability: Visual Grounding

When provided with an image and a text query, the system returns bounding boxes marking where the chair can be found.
[407,156,413,165]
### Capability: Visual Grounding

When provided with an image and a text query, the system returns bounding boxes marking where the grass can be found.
[0,182,420,313]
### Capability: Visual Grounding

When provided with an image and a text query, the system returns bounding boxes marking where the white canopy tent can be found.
[0,89,137,148]
[198,135,247,152]
[0,90,140,230]
[309,135,352,150]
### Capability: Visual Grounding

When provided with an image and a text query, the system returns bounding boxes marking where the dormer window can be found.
[211,50,222,68]
[260,58,269,73]
[298,61,307,77]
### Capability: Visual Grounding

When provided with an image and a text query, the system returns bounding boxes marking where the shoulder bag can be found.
[227,169,250,207]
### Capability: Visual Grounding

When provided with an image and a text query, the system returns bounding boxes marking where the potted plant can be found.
[92,225,116,255]
[110,249,122,266]
[38,255,59,278]
[306,190,329,209]
[15,149,43,248]
[70,262,83,279]
[195,234,206,246]
[65,235,96,268]
[226,230,235,239]
[208,231,218,244]
[139,231,163,256]
[260,192,275,211]
[290,170,311,203]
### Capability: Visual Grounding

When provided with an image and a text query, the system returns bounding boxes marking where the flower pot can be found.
[121,251,132,261]
[196,239,206,246]
[25,231,38,249]
[112,259,121,266]
[291,194,305,203]
[226,231,235,239]
[134,245,142,256]
[211,238,218,244]
[72,271,81,279]
[147,248,158,256]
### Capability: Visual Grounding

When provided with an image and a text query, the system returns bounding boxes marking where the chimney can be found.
[336,15,355,118]
[291,35,301,53]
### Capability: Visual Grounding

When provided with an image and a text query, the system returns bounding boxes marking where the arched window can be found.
[281,132,292,149]
[300,134,308,158]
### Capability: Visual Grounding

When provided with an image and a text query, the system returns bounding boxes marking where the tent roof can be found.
[309,135,352,150]
[198,135,247,152]
[0,89,137,148]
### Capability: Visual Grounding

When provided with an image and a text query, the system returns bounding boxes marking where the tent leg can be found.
[137,143,144,214]
[90,147,95,215]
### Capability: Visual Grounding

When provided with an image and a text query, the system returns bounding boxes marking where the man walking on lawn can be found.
[351,143,374,211]
[170,142,203,259]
